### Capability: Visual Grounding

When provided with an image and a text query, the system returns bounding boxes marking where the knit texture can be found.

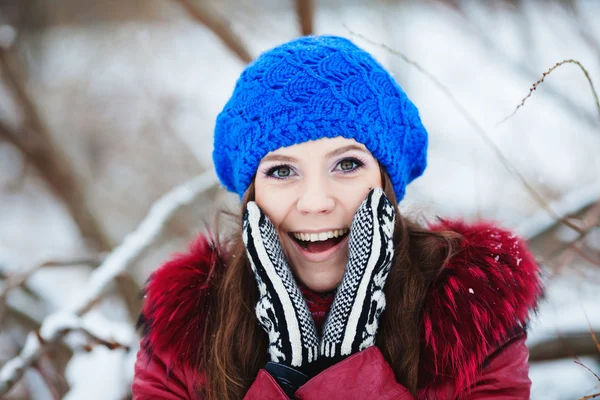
[243,202,320,368]
[213,35,428,201]
[321,188,395,361]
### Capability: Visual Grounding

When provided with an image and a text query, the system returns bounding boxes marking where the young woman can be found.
[133,36,542,399]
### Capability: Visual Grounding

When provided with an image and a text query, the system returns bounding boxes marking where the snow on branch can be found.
[0,169,219,395]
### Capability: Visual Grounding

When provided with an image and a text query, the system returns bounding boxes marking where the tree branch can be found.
[0,50,113,252]
[497,59,600,126]
[0,169,218,394]
[0,48,142,321]
[295,0,314,36]
[529,331,600,362]
[176,0,252,63]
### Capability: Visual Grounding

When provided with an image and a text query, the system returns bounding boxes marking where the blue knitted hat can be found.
[213,35,428,201]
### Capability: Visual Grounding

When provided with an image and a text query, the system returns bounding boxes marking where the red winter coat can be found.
[133,220,542,399]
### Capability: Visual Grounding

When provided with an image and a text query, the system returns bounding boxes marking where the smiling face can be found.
[254,137,383,292]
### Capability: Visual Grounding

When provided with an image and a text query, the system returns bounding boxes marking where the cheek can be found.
[343,178,383,214]
[254,185,291,227]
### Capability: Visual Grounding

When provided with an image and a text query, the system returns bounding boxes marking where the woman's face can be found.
[254,137,382,292]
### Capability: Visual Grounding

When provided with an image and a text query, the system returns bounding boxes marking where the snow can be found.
[530,357,600,400]
[0,24,16,49]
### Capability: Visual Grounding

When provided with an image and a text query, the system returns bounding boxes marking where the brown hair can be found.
[200,167,460,399]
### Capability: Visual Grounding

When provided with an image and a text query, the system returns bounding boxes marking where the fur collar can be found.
[418,219,541,396]
[139,219,542,393]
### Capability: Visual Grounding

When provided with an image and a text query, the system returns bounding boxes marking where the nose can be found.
[296,176,335,215]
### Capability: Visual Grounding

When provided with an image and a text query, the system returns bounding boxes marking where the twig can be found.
[574,360,600,382]
[459,9,599,129]
[346,28,587,235]
[497,59,600,126]
[0,255,104,299]
[579,392,600,400]
[543,200,600,264]
[581,302,600,354]
[67,324,131,353]
[0,169,218,394]
[570,245,600,267]
[0,255,104,324]
[516,185,600,239]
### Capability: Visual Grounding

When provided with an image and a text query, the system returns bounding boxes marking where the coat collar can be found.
[139,219,542,393]
[419,219,541,395]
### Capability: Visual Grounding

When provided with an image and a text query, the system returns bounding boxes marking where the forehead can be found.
[264,137,369,158]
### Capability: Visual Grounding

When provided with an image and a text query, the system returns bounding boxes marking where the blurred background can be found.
[0,0,599,399]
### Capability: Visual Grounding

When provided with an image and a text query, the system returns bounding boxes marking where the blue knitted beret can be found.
[213,35,428,201]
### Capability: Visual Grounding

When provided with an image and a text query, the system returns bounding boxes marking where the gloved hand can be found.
[242,202,320,396]
[320,188,396,366]
[242,188,396,394]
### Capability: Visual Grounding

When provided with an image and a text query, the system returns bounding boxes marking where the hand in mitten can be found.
[242,202,320,396]
[320,188,396,368]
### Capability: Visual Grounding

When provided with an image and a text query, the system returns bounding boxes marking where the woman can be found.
[133,36,542,399]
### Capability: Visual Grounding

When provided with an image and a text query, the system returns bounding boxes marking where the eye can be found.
[266,165,295,179]
[335,158,364,173]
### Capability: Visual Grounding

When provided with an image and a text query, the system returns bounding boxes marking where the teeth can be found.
[293,229,348,242]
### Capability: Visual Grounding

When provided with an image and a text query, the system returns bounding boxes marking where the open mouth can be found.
[289,229,350,253]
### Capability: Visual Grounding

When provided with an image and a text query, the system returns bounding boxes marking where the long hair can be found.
[200,167,461,399]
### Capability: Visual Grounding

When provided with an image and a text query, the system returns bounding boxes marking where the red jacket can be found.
[133,220,542,399]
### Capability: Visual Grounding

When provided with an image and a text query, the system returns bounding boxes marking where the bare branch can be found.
[295,0,314,36]
[0,48,142,320]
[0,169,218,394]
[574,360,600,382]
[346,28,587,236]
[458,9,600,129]
[0,50,113,252]
[176,0,252,63]
[579,392,600,400]
[582,302,600,354]
[32,354,69,400]
[0,255,104,324]
[497,59,600,126]
[72,326,131,352]
[569,245,600,267]
[543,200,600,265]
[529,331,600,362]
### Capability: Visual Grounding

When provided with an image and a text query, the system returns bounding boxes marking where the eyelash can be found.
[263,157,367,180]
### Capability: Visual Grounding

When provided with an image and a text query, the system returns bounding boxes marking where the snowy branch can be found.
[0,169,219,395]
[0,255,104,326]
[0,47,142,320]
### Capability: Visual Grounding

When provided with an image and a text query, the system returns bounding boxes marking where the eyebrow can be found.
[260,144,369,163]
